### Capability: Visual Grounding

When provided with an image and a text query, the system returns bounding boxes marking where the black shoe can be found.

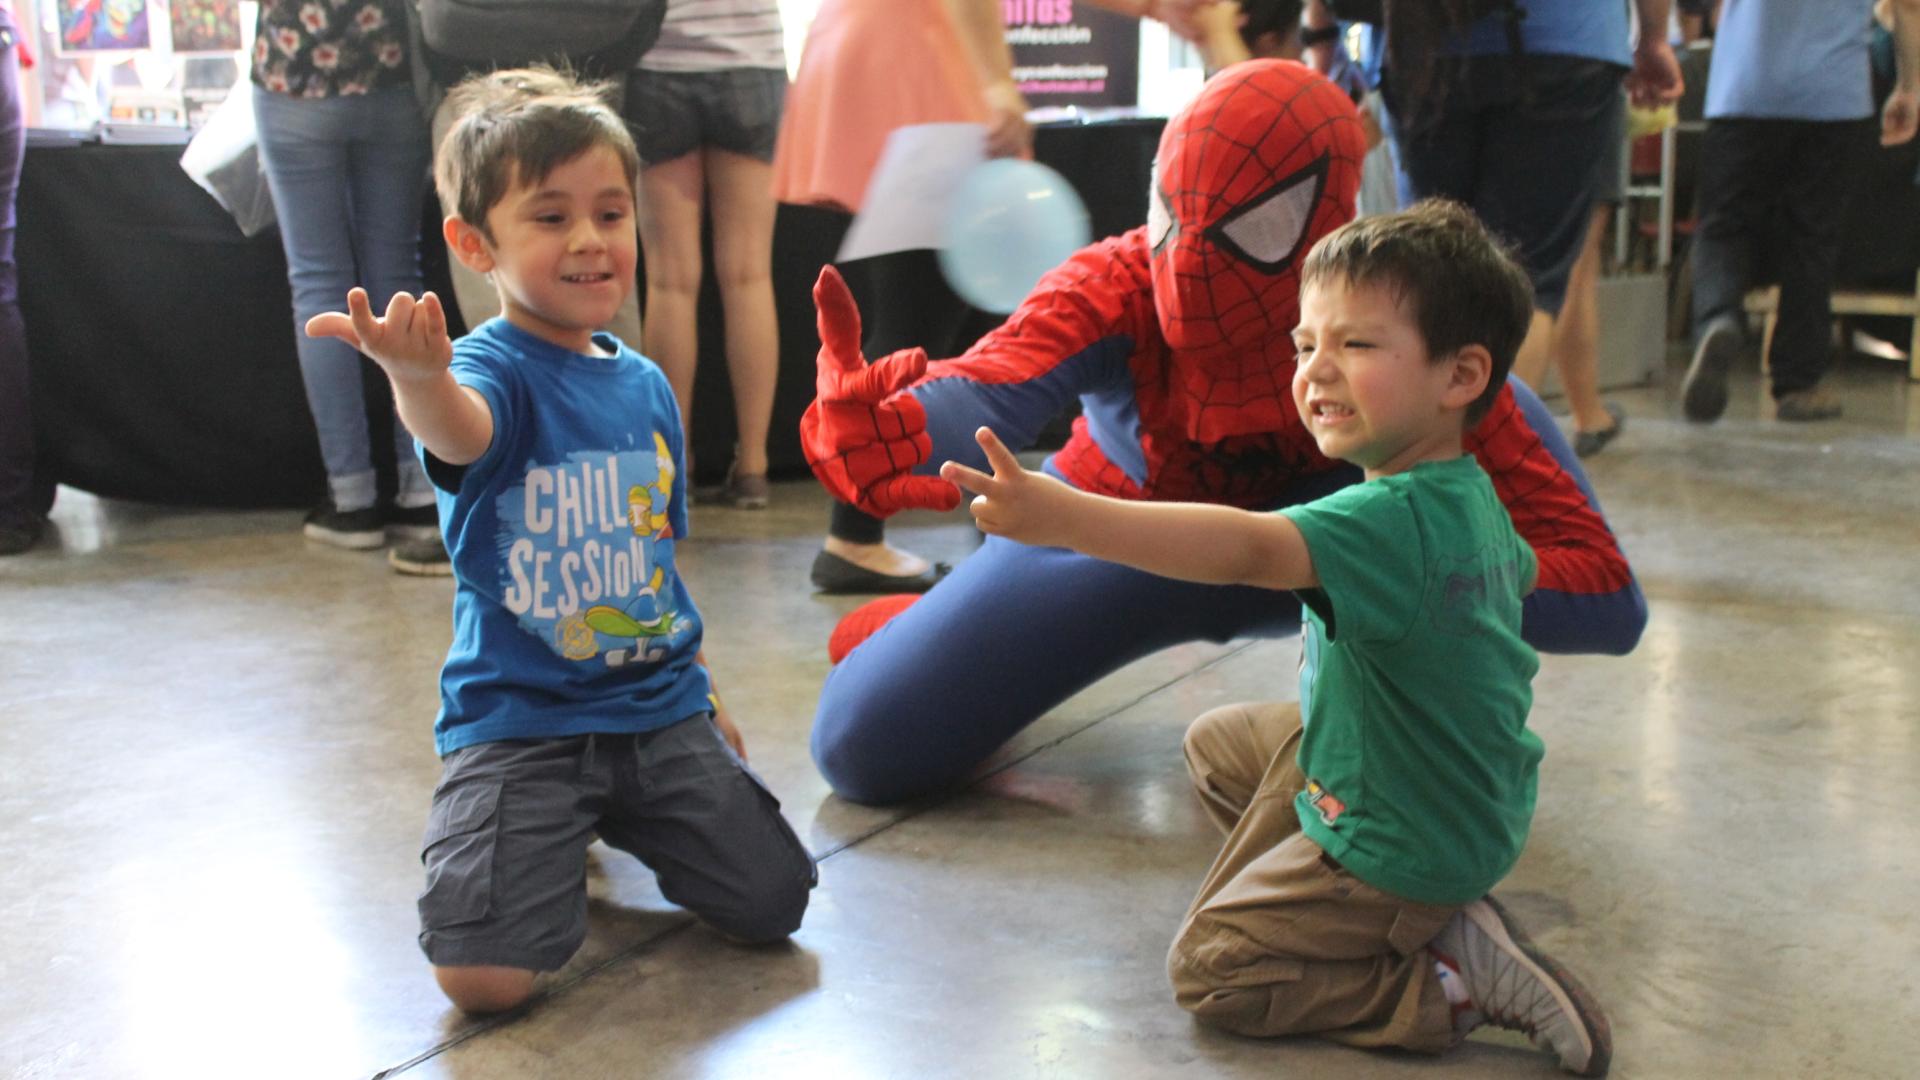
[0,516,44,556]
[1572,403,1625,458]
[713,465,771,510]
[1682,320,1742,423]
[810,550,950,594]
[389,534,453,576]
[386,501,441,542]
[1774,386,1843,422]
[303,500,385,549]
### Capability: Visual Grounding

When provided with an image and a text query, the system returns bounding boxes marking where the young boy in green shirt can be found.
[941,199,1611,1076]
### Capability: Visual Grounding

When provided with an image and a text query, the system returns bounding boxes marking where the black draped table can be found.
[18,117,1164,508]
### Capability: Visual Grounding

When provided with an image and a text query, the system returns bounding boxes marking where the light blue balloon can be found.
[939,159,1091,314]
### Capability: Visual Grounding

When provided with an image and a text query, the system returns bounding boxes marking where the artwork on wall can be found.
[169,0,242,53]
[54,0,153,54]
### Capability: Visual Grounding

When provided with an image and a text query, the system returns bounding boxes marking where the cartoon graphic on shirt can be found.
[585,562,681,667]
[626,432,676,540]
[495,429,695,665]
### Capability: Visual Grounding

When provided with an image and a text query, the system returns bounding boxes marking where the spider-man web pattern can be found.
[1150,61,1364,445]
[799,61,1646,804]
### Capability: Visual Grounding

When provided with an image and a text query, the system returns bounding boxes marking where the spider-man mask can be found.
[1146,60,1364,444]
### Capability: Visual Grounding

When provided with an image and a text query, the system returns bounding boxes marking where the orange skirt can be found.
[771,0,989,212]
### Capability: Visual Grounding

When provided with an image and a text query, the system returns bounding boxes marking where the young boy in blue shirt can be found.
[942,200,1612,1075]
[308,70,815,1015]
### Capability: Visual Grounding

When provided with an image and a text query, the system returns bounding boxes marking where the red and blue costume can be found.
[801,61,1645,805]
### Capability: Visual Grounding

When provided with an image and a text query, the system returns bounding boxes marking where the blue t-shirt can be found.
[1705,0,1875,121]
[423,318,710,756]
[1456,0,1631,66]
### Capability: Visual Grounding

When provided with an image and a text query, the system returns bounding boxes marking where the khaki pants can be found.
[431,97,644,351]
[1169,702,1459,1053]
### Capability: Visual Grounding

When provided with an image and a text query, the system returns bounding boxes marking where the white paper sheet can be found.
[837,123,987,263]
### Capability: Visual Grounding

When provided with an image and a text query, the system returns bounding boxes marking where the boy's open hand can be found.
[939,427,1078,548]
[305,288,454,383]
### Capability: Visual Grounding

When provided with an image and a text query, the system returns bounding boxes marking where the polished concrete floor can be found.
[4,354,1918,1080]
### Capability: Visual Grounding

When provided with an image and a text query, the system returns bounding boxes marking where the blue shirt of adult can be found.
[1705,0,1875,120]
[1456,0,1631,66]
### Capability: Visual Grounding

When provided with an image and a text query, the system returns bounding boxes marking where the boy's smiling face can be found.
[476,144,637,355]
[1291,276,1487,479]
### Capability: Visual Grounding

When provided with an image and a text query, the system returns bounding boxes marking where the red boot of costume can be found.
[828,594,922,663]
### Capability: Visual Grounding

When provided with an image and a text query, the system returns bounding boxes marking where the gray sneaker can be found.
[1682,319,1742,423]
[389,534,453,577]
[1429,897,1612,1077]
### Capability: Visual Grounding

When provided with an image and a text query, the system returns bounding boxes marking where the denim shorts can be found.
[625,67,788,165]
[1594,88,1628,206]
[417,715,816,971]
[1385,56,1625,315]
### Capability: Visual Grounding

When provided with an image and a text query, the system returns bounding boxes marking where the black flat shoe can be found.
[810,550,951,595]
[1573,403,1625,458]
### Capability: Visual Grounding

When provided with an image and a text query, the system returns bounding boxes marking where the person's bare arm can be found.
[1301,0,1338,73]
[1884,0,1920,145]
[1626,0,1685,107]
[694,648,747,759]
[945,0,1031,158]
[306,288,494,466]
[1082,0,1212,42]
[941,427,1318,591]
[1191,0,1252,69]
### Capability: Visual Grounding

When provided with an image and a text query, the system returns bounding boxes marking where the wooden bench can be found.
[1744,274,1920,381]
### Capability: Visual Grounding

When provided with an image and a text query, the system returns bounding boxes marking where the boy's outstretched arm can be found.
[306,287,494,466]
[940,427,1318,592]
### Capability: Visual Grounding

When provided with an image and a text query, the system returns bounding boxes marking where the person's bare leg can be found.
[704,148,778,479]
[1552,206,1617,433]
[1511,308,1557,393]
[638,152,707,438]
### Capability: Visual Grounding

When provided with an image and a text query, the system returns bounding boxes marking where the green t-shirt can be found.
[1279,455,1541,906]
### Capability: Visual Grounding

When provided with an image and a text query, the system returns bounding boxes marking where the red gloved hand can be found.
[799,266,963,515]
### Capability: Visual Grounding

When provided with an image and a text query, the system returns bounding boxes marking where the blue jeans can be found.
[0,11,37,529]
[253,85,431,511]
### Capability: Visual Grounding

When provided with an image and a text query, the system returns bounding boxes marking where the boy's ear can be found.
[1442,344,1494,411]
[444,216,495,275]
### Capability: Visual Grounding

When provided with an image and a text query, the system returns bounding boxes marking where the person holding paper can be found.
[771,0,1031,593]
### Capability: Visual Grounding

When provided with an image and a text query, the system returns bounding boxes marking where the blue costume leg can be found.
[811,467,1357,806]
[811,536,1294,804]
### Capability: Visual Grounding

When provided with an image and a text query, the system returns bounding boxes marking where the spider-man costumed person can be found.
[801,60,1646,805]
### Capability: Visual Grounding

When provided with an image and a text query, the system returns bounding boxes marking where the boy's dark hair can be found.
[435,66,641,243]
[1238,0,1304,53]
[1300,198,1533,423]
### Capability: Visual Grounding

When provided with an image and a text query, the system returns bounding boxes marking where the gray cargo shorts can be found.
[418,714,816,971]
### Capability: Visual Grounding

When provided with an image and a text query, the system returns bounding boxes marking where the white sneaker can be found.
[1429,896,1612,1077]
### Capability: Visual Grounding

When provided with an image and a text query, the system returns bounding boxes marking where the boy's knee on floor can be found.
[705,888,809,944]
[434,964,535,1014]
[1167,921,1306,1028]
[707,852,815,944]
